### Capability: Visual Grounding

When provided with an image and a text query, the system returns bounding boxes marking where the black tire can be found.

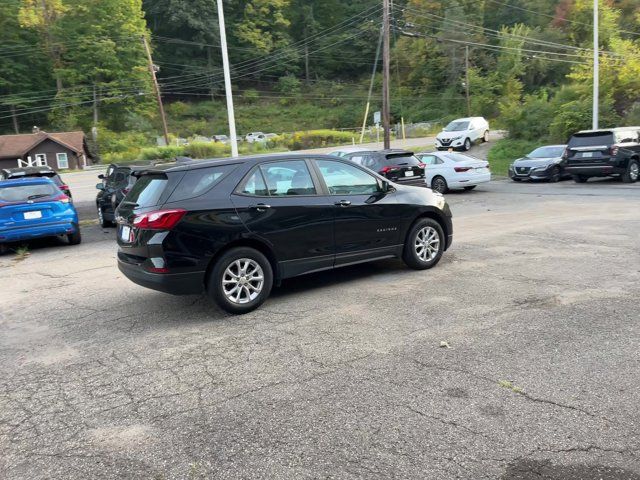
[208,247,273,314]
[431,175,448,193]
[549,166,561,183]
[573,175,588,183]
[67,229,81,245]
[621,159,639,183]
[463,138,471,151]
[463,185,477,191]
[512,177,522,182]
[482,130,489,143]
[402,218,445,270]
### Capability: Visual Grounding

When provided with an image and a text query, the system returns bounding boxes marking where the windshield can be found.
[0,183,58,203]
[444,121,470,132]
[381,155,421,167]
[528,146,565,158]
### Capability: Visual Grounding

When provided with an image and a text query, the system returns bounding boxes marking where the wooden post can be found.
[142,36,170,146]
[382,0,391,149]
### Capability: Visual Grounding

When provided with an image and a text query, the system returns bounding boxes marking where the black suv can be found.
[0,167,72,198]
[96,164,139,227]
[342,149,426,185]
[564,128,640,183]
[116,154,453,314]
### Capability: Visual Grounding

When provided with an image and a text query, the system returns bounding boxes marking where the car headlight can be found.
[452,136,462,141]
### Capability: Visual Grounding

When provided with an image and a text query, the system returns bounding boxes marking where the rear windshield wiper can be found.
[119,200,139,207]
[27,194,50,200]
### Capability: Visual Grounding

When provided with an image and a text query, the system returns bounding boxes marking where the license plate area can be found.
[120,225,132,242]
[404,170,414,177]
[580,151,594,158]
[23,211,42,220]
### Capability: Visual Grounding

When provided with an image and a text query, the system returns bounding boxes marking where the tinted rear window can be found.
[381,155,421,167]
[0,183,58,203]
[168,165,236,202]
[569,132,614,147]
[124,174,168,208]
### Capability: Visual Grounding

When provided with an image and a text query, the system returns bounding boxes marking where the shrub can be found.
[139,145,185,160]
[242,89,260,104]
[279,129,355,150]
[184,142,229,159]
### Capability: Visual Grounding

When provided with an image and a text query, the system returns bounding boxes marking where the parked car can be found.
[0,177,80,250]
[115,154,453,314]
[245,132,266,143]
[564,128,640,183]
[212,135,229,144]
[435,117,489,151]
[0,166,72,198]
[96,164,139,227]
[416,151,490,193]
[508,145,569,182]
[328,146,371,158]
[342,149,425,185]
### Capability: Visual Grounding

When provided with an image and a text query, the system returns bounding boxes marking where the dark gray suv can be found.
[564,128,640,183]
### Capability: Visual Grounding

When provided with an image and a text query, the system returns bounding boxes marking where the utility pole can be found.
[11,105,19,134]
[216,0,239,157]
[592,0,599,129]
[142,35,170,146]
[360,26,383,144]
[465,46,471,116]
[382,0,391,149]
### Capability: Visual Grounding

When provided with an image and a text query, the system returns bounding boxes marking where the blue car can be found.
[0,177,81,248]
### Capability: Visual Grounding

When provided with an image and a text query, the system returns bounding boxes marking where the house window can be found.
[34,154,47,166]
[56,153,69,169]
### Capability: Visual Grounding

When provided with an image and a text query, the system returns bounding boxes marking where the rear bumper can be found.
[0,221,77,243]
[564,165,624,177]
[449,172,491,188]
[117,258,204,295]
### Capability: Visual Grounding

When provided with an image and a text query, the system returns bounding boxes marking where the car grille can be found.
[440,139,452,146]
[515,166,530,174]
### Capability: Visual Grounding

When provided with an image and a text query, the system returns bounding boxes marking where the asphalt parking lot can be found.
[2,174,640,478]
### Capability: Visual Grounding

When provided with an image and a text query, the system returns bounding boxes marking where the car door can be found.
[312,158,404,267]
[230,158,335,278]
[423,154,447,187]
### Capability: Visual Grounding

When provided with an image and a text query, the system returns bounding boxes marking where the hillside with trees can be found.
[1,0,639,161]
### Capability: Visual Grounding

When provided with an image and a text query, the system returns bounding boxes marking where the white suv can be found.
[435,117,489,151]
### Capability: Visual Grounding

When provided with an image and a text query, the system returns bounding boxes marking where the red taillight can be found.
[418,163,426,168]
[54,193,70,204]
[122,188,130,195]
[380,166,392,173]
[610,145,619,156]
[132,209,186,230]
[454,166,472,172]
[59,184,69,191]
[146,266,169,273]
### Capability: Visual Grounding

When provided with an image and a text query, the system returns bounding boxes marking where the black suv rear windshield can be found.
[381,154,421,167]
[568,132,614,147]
[0,183,58,203]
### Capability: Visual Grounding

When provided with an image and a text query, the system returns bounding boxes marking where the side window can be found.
[435,157,444,165]
[349,155,364,165]
[238,168,269,196]
[168,164,236,202]
[316,160,379,195]
[362,156,378,169]
[260,160,316,196]
[419,155,437,165]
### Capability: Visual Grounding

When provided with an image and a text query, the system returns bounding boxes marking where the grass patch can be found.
[498,380,525,394]
[13,245,30,262]
[487,138,540,176]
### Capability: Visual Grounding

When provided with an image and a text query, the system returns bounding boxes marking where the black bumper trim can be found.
[118,260,205,295]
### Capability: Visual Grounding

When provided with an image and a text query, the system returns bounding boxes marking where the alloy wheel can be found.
[432,177,447,193]
[222,258,264,304]
[631,162,639,181]
[415,226,440,262]
[97,206,104,224]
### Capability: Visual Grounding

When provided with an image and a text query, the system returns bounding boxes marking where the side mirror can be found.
[98,174,104,179]
[96,183,105,190]
[380,180,394,193]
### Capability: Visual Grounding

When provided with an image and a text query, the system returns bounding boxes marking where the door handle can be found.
[334,200,351,207]
[250,203,271,212]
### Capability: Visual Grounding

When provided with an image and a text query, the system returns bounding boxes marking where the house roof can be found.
[0,131,86,159]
